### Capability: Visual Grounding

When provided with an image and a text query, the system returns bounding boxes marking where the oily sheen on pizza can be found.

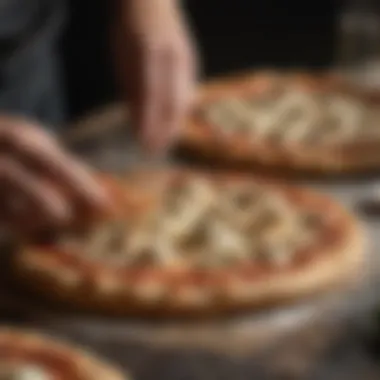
[178,71,380,172]
[0,328,126,380]
[14,170,363,317]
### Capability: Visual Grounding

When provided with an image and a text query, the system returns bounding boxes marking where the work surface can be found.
[2,104,380,380]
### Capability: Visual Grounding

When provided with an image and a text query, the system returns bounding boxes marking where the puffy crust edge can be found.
[0,328,128,380]
[13,209,365,319]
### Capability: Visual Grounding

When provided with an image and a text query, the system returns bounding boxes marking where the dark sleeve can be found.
[0,0,66,129]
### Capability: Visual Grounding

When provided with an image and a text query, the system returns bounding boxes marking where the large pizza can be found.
[177,71,380,173]
[0,328,126,379]
[13,169,364,317]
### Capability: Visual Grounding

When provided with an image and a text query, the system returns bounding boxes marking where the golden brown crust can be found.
[178,70,380,173]
[0,328,127,380]
[13,170,365,318]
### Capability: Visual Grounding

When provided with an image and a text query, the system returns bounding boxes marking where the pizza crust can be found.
[177,71,380,173]
[13,218,364,318]
[13,171,365,318]
[0,328,127,380]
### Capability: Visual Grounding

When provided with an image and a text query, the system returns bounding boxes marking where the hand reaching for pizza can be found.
[0,117,110,236]
[112,0,198,154]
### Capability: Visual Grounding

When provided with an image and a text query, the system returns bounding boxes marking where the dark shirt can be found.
[0,0,65,128]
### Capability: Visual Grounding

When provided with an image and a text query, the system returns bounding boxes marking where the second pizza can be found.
[0,328,127,380]
[13,169,364,318]
[177,71,380,173]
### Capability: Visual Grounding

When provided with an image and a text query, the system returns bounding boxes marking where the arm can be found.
[111,0,198,153]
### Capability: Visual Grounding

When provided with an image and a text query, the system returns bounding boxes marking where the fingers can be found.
[0,118,112,236]
[2,121,110,213]
[134,41,195,155]
[159,46,195,149]
[114,0,199,155]
[51,157,110,212]
[114,0,198,155]
[135,44,162,153]
[0,157,71,234]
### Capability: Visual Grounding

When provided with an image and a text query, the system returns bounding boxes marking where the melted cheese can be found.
[203,87,376,145]
[65,178,325,269]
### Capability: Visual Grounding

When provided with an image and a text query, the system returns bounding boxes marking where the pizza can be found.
[13,169,364,318]
[0,328,126,380]
[177,71,380,173]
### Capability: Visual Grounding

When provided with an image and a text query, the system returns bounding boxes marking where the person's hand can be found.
[112,0,198,154]
[0,116,110,236]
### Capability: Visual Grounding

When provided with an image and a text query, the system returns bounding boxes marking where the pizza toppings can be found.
[14,168,362,316]
[0,365,51,380]
[201,85,380,145]
[59,176,328,270]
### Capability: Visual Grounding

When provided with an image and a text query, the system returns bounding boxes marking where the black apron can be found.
[0,0,65,129]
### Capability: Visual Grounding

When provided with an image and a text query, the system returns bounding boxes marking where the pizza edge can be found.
[12,204,364,318]
[178,71,380,173]
[0,328,127,380]
[177,135,380,173]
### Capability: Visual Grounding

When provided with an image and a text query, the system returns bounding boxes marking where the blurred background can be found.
[62,0,340,120]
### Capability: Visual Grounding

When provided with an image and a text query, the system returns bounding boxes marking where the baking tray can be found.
[1,103,380,379]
